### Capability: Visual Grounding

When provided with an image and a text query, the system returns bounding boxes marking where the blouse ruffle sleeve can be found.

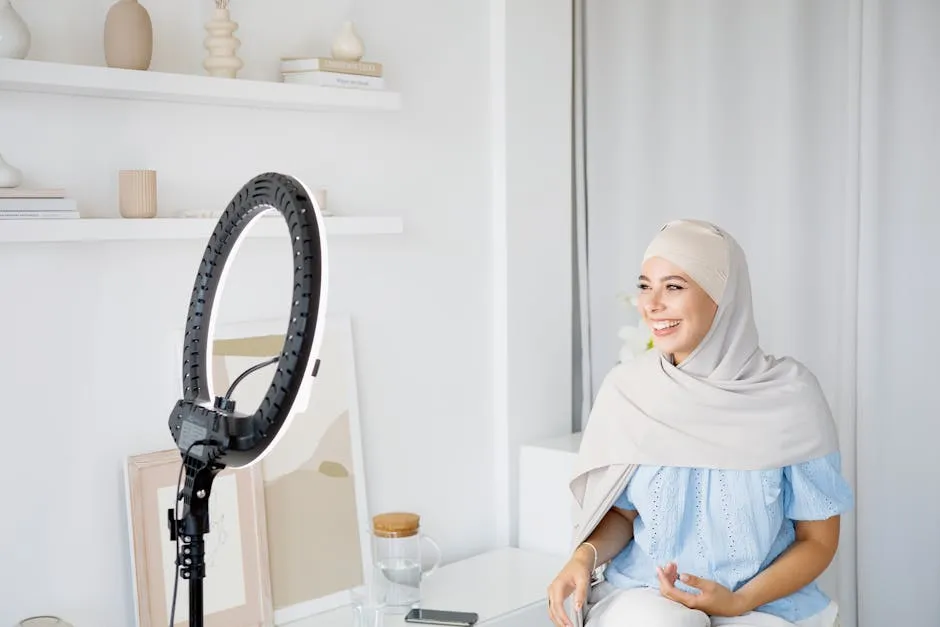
[784,451,854,520]
[613,485,636,511]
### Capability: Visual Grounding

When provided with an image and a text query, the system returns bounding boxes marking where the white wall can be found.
[490,0,575,547]
[0,1,500,625]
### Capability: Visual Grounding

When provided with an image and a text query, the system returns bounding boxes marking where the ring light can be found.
[164,172,328,627]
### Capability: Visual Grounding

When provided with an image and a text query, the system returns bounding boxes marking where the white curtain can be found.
[574,1,940,626]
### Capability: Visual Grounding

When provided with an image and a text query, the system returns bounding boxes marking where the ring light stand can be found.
[165,172,329,627]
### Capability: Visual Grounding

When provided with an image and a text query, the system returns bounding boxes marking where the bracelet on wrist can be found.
[578,541,598,571]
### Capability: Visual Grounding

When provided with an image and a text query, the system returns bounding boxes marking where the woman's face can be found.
[636,256,718,364]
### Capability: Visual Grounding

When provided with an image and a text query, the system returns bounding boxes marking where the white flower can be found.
[616,291,652,363]
[617,292,640,309]
[618,320,653,363]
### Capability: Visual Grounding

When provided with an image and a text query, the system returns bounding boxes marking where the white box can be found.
[517,432,582,556]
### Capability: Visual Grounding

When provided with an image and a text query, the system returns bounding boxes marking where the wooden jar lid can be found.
[372,512,420,538]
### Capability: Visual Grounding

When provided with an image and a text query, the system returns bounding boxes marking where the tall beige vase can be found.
[203,4,243,78]
[104,0,152,70]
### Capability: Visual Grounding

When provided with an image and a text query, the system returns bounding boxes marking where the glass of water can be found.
[351,583,386,627]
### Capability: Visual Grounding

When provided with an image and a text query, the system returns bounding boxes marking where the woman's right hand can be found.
[547,545,595,627]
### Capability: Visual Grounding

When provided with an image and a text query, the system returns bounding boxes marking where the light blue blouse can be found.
[604,452,854,623]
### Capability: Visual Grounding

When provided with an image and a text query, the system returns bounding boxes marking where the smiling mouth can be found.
[651,320,680,336]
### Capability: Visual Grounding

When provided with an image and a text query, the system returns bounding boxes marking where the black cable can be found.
[168,438,213,627]
[224,356,279,401]
[167,357,276,626]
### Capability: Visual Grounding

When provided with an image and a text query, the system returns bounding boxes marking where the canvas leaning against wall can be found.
[208,314,372,625]
[124,448,274,627]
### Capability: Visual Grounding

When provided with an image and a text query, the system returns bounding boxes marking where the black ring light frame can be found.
[165,172,328,627]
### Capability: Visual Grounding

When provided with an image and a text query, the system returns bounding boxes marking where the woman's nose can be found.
[645,290,664,312]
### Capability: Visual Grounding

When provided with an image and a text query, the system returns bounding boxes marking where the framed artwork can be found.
[124,449,274,627]
[207,314,372,625]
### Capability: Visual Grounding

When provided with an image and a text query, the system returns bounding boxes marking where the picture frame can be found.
[201,313,373,624]
[124,449,274,627]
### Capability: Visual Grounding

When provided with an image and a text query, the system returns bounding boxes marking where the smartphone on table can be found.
[403,608,479,626]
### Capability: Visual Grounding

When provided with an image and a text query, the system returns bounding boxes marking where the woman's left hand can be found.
[656,563,747,617]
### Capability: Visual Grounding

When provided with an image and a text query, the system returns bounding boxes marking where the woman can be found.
[548,220,853,627]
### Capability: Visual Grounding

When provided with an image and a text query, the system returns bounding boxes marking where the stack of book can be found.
[279,57,385,90]
[0,188,80,219]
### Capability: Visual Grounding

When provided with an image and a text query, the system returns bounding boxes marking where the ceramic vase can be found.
[203,6,243,78]
[0,152,23,188]
[0,0,30,59]
[104,0,153,70]
[331,21,364,61]
[118,169,157,218]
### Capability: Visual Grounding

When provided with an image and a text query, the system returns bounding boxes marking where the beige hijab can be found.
[572,220,839,484]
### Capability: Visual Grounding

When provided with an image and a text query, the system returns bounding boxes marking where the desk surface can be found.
[285,547,566,626]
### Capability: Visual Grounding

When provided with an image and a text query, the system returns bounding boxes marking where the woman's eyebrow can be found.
[637,274,688,282]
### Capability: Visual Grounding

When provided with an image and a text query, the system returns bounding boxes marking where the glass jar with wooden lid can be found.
[369,512,442,612]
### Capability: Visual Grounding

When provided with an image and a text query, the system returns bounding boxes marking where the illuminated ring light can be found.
[168,172,328,470]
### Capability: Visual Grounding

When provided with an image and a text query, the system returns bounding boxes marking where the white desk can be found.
[286,547,566,627]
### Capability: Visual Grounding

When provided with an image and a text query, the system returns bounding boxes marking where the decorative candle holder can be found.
[119,169,157,218]
[203,0,243,78]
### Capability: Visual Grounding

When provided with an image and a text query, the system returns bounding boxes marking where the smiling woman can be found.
[547,220,853,627]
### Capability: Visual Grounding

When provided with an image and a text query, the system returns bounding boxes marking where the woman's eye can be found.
[666,284,684,290]
[636,283,650,291]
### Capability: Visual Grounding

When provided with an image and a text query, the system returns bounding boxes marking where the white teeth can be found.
[653,320,680,330]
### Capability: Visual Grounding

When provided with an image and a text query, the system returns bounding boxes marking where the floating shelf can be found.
[0,59,401,112]
[0,216,404,243]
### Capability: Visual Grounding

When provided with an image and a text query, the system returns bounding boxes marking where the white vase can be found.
[203,7,243,78]
[0,152,23,188]
[0,0,30,59]
[331,21,364,61]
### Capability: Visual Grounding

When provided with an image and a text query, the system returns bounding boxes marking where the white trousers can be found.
[585,587,840,627]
